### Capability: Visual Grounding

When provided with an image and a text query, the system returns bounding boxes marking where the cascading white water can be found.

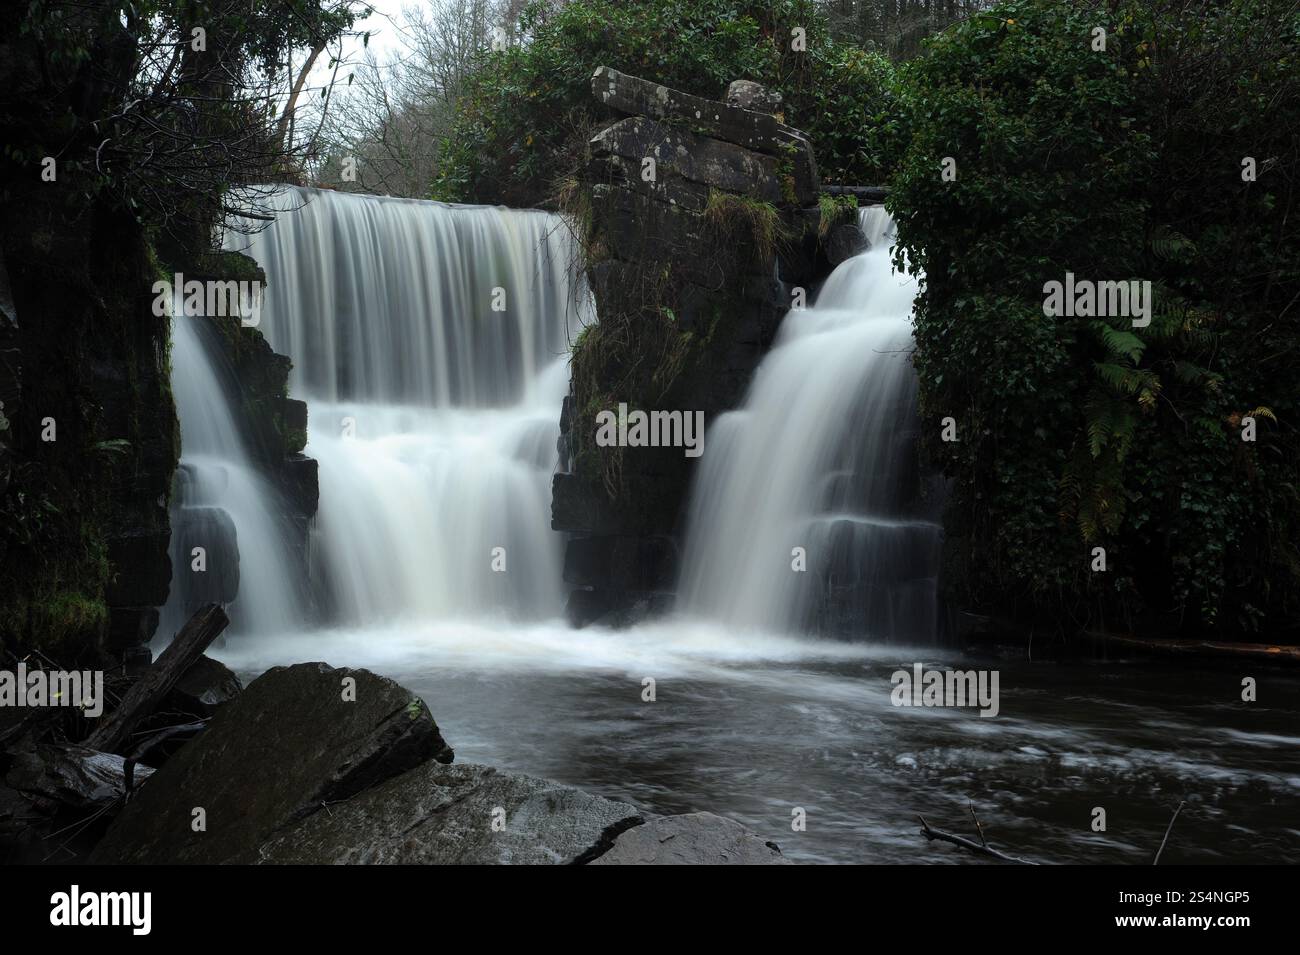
[678,207,941,637]
[224,187,591,626]
[161,316,304,637]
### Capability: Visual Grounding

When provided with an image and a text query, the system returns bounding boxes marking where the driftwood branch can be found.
[84,604,228,754]
[969,800,988,847]
[1152,800,1186,865]
[917,813,1039,865]
[123,719,210,794]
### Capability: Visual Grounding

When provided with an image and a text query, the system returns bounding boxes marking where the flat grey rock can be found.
[254,761,643,865]
[590,811,791,865]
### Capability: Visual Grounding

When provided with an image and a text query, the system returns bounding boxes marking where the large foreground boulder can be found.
[591,811,791,865]
[91,662,452,864]
[252,761,643,865]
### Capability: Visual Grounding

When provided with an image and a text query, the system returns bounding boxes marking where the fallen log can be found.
[123,720,208,795]
[822,184,888,204]
[1089,631,1300,665]
[84,604,229,754]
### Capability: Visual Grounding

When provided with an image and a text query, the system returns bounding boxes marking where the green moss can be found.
[191,250,266,286]
[0,534,112,653]
[30,591,109,645]
[282,426,308,455]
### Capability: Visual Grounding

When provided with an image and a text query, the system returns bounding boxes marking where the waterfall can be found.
[678,207,941,638]
[161,316,305,637]
[170,187,930,642]
[219,186,591,626]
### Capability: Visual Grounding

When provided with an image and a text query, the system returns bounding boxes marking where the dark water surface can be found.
[220,619,1300,864]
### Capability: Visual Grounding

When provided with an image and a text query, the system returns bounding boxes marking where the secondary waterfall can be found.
[678,207,941,638]
[205,186,591,628]
[161,316,305,637]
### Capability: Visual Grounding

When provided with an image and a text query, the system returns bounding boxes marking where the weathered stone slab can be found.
[90,662,453,864]
[252,761,643,865]
[590,811,791,865]
[592,116,786,204]
[590,185,727,287]
[591,66,818,193]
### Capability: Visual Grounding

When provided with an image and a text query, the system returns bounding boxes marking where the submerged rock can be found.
[590,811,791,865]
[174,505,240,609]
[91,662,452,864]
[165,654,242,718]
[253,761,643,865]
[826,223,870,266]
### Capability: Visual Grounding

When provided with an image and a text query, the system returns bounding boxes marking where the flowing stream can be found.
[164,188,1298,864]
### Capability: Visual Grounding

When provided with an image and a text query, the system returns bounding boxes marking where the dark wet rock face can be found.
[827,223,870,266]
[253,761,643,865]
[590,811,791,865]
[0,742,154,862]
[5,743,153,811]
[91,662,452,864]
[556,68,839,628]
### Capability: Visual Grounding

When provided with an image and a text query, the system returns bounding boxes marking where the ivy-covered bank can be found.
[890,0,1300,639]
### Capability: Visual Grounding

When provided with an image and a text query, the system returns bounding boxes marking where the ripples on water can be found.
[218,620,1300,865]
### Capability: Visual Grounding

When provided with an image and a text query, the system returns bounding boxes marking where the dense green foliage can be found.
[891,0,1300,636]
[432,0,907,205]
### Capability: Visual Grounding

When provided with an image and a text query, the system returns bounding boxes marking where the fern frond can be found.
[1150,226,1197,263]
[1096,361,1141,394]
[1093,322,1147,362]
